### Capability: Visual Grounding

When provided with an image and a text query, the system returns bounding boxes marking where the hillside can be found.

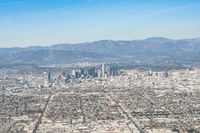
[0,37,200,65]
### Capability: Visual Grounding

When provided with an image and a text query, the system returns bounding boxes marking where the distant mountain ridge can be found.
[0,37,200,65]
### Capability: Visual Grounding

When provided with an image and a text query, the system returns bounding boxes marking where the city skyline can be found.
[1,1,200,132]
[0,0,200,47]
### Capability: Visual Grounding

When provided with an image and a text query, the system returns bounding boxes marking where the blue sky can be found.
[0,0,200,47]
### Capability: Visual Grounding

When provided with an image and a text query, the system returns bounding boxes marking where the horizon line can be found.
[0,36,199,49]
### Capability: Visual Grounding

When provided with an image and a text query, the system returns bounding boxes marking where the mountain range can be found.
[1,37,200,65]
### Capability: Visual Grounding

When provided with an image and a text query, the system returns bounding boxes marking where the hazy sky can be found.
[0,0,200,47]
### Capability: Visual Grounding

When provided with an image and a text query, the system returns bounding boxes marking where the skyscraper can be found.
[109,66,118,77]
[72,69,76,79]
[97,69,102,78]
[90,67,96,77]
[106,66,111,77]
[48,70,51,82]
[101,64,105,77]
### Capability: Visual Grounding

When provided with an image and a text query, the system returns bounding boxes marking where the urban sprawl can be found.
[1,64,200,133]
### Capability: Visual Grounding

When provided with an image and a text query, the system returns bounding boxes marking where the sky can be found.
[0,0,200,47]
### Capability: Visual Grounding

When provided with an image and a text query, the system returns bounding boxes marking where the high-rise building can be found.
[65,73,70,81]
[105,66,111,77]
[62,71,66,77]
[97,69,102,78]
[102,64,105,77]
[71,69,76,79]
[113,67,118,76]
[48,70,51,82]
[80,69,84,75]
[72,69,76,76]
[109,66,118,76]
[75,71,80,78]
[89,67,96,77]
[148,70,153,76]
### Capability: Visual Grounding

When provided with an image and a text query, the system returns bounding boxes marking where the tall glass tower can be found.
[102,64,105,77]
[48,70,51,82]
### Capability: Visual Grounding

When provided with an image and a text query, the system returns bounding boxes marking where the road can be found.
[32,95,51,133]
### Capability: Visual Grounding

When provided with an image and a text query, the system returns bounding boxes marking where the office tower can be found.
[65,73,70,81]
[108,66,118,77]
[80,69,84,75]
[75,71,80,78]
[148,70,153,76]
[72,69,76,76]
[84,68,89,75]
[106,66,111,77]
[110,67,114,77]
[72,69,76,79]
[48,70,51,82]
[90,67,96,77]
[97,69,102,78]
[102,64,105,77]
[80,69,85,78]
[113,67,118,76]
